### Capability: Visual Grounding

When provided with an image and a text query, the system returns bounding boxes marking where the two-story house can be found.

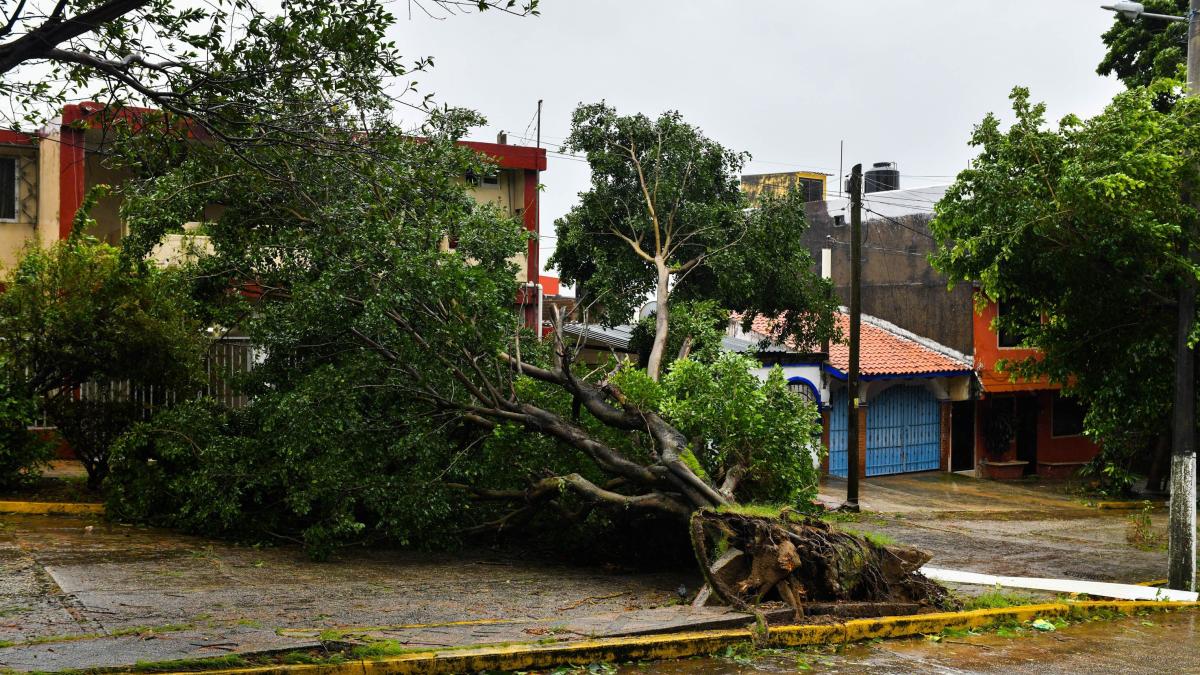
[752,171,1102,480]
[972,298,1099,479]
[0,104,549,328]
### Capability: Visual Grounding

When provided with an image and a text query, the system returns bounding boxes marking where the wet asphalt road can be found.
[624,610,1200,674]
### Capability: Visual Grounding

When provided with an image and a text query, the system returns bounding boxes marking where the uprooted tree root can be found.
[690,509,952,619]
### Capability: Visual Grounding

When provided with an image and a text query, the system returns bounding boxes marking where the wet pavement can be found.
[0,472,1178,670]
[818,473,1168,584]
[0,513,697,669]
[626,609,1200,674]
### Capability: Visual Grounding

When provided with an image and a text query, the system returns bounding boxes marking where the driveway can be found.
[819,473,1168,583]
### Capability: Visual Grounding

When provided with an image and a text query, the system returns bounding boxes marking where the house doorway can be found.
[951,400,975,472]
[1014,395,1039,475]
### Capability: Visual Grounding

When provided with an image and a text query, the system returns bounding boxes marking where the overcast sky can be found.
[394,1,1126,278]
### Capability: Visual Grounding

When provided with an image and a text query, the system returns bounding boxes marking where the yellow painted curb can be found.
[1137,579,1169,587]
[0,500,104,515]
[151,600,1200,675]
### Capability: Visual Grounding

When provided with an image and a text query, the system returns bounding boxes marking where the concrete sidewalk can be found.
[819,472,1168,584]
[817,472,1094,517]
[0,512,711,670]
[0,472,1172,670]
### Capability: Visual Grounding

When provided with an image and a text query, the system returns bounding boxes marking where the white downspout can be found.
[536,282,544,340]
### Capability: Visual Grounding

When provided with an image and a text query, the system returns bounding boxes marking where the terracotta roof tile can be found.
[750,312,970,377]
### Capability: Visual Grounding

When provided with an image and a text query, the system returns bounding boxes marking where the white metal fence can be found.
[29,337,255,429]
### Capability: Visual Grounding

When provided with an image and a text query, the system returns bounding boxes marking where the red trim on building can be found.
[521,167,541,329]
[523,169,539,283]
[939,400,952,471]
[59,127,86,239]
[0,130,34,145]
[539,275,560,296]
[460,140,547,171]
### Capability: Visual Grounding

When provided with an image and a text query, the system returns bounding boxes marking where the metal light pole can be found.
[1103,0,1197,592]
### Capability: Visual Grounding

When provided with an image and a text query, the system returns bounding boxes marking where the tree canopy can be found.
[1098,0,1188,89]
[0,225,205,487]
[551,102,837,380]
[0,0,536,143]
[101,91,829,555]
[930,83,1200,489]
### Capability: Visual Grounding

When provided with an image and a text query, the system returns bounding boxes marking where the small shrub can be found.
[0,370,53,489]
[1126,501,1167,551]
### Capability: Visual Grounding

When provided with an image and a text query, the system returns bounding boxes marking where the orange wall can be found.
[972,295,1055,393]
[1034,390,1099,464]
[973,392,1100,469]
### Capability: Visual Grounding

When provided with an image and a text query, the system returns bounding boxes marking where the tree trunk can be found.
[1146,430,1172,494]
[645,263,671,381]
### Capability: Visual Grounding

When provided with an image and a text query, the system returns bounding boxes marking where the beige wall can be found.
[35,132,60,252]
[461,167,533,283]
[467,168,528,217]
[0,144,40,272]
[82,149,132,245]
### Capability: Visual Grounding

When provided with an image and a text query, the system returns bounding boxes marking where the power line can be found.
[826,238,930,257]
[863,207,936,240]
[862,191,944,205]
[863,198,937,213]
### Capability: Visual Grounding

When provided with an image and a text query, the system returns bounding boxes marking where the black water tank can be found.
[864,161,900,193]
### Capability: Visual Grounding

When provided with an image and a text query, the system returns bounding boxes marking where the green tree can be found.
[105,95,829,553]
[0,231,205,488]
[550,102,838,381]
[930,84,1200,493]
[0,0,536,140]
[1098,0,1188,89]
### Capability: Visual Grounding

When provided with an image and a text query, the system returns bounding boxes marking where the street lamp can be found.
[1101,1,1188,21]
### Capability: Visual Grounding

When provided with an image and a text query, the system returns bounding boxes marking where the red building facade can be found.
[973,295,1100,479]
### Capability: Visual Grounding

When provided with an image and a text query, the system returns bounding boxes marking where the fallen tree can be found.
[112,104,837,538]
[110,85,949,616]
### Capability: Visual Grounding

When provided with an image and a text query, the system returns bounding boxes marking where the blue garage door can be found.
[826,385,940,478]
[828,389,848,477]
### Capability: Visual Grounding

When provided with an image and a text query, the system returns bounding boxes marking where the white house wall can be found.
[752,364,827,408]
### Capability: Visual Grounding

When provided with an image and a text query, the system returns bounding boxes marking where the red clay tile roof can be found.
[750,312,970,378]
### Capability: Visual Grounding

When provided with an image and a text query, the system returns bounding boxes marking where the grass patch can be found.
[959,589,1041,611]
[350,639,411,657]
[837,528,895,547]
[818,510,863,523]
[0,623,193,649]
[130,655,250,672]
[714,503,792,518]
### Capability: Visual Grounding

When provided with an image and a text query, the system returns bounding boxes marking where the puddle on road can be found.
[622,610,1200,674]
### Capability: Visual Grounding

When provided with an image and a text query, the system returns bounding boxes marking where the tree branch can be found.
[0,0,151,75]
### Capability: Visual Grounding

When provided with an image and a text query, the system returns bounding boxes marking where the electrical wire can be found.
[863,198,937,213]
[862,207,936,240]
[825,238,931,257]
[504,123,959,180]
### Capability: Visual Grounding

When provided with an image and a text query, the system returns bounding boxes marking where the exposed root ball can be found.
[690,510,950,613]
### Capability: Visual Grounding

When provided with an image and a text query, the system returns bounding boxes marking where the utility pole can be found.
[533,99,544,340]
[845,163,862,510]
[1169,0,1200,593]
